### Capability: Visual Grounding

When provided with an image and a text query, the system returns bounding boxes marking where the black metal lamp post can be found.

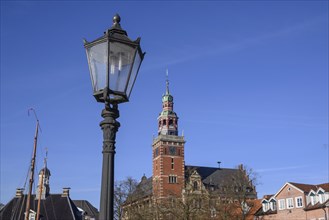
[84,14,145,220]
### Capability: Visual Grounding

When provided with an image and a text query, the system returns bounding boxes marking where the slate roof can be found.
[126,176,153,203]
[125,165,257,203]
[0,194,82,220]
[185,165,247,186]
[73,200,99,219]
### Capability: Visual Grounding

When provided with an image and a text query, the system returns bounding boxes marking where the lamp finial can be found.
[112,14,121,28]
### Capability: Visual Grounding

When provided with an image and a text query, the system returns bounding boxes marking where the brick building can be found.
[255,182,329,220]
[122,79,257,219]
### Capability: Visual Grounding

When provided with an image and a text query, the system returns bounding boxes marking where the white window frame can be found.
[270,200,276,211]
[169,175,177,184]
[310,194,317,205]
[262,202,269,212]
[318,191,324,203]
[278,199,285,210]
[286,198,294,209]
[295,196,303,208]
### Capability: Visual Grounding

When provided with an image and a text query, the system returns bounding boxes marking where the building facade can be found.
[122,78,257,219]
[255,182,329,220]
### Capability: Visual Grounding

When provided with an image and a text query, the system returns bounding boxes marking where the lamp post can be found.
[84,14,145,220]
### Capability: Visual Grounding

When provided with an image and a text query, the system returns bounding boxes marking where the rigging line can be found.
[10,194,21,220]
[43,198,49,220]
[22,163,30,190]
[16,194,26,220]
[50,196,57,220]
[22,137,37,191]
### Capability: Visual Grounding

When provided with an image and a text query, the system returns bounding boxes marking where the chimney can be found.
[62,187,70,197]
[16,188,24,198]
[238,164,244,170]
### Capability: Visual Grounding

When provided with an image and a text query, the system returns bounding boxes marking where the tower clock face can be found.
[169,146,176,155]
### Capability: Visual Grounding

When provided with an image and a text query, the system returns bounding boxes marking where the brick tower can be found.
[152,76,185,199]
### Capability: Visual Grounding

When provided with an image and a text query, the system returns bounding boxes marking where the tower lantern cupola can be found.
[36,167,51,200]
[158,75,178,136]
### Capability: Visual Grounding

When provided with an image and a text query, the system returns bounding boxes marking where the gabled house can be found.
[255,182,329,220]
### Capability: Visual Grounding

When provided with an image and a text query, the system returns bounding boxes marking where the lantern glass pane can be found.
[126,50,142,98]
[109,41,135,94]
[86,42,108,93]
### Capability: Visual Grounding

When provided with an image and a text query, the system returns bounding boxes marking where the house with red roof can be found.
[254,182,329,220]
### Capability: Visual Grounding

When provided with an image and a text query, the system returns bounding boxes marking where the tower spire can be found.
[166,69,170,95]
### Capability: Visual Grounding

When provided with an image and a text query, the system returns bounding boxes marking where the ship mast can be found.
[25,108,41,220]
[36,149,48,220]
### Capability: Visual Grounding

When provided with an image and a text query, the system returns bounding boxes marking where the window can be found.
[310,193,317,205]
[154,148,159,157]
[270,200,276,210]
[169,175,177,183]
[171,158,174,170]
[262,202,269,212]
[318,191,324,203]
[295,197,303,208]
[193,181,198,191]
[286,198,294,209]
[278,199,285,210]
[210,207,216,218]
[29,214,35,220]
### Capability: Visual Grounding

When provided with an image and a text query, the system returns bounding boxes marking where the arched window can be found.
[193,181,198,190]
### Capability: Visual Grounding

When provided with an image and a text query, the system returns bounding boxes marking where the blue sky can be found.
[1,1,328,208]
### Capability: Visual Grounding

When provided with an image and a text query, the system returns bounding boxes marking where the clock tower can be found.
[152,76,185,199]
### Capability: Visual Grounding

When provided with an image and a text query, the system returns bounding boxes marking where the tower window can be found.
[154,148,159,157]
[169,175,177,184]
[169,119,173,125]
[171,158,174,169]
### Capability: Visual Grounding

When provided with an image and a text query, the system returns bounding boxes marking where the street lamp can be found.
[84,14,145,220]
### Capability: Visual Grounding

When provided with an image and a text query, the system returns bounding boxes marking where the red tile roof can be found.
[288,182,329,193]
